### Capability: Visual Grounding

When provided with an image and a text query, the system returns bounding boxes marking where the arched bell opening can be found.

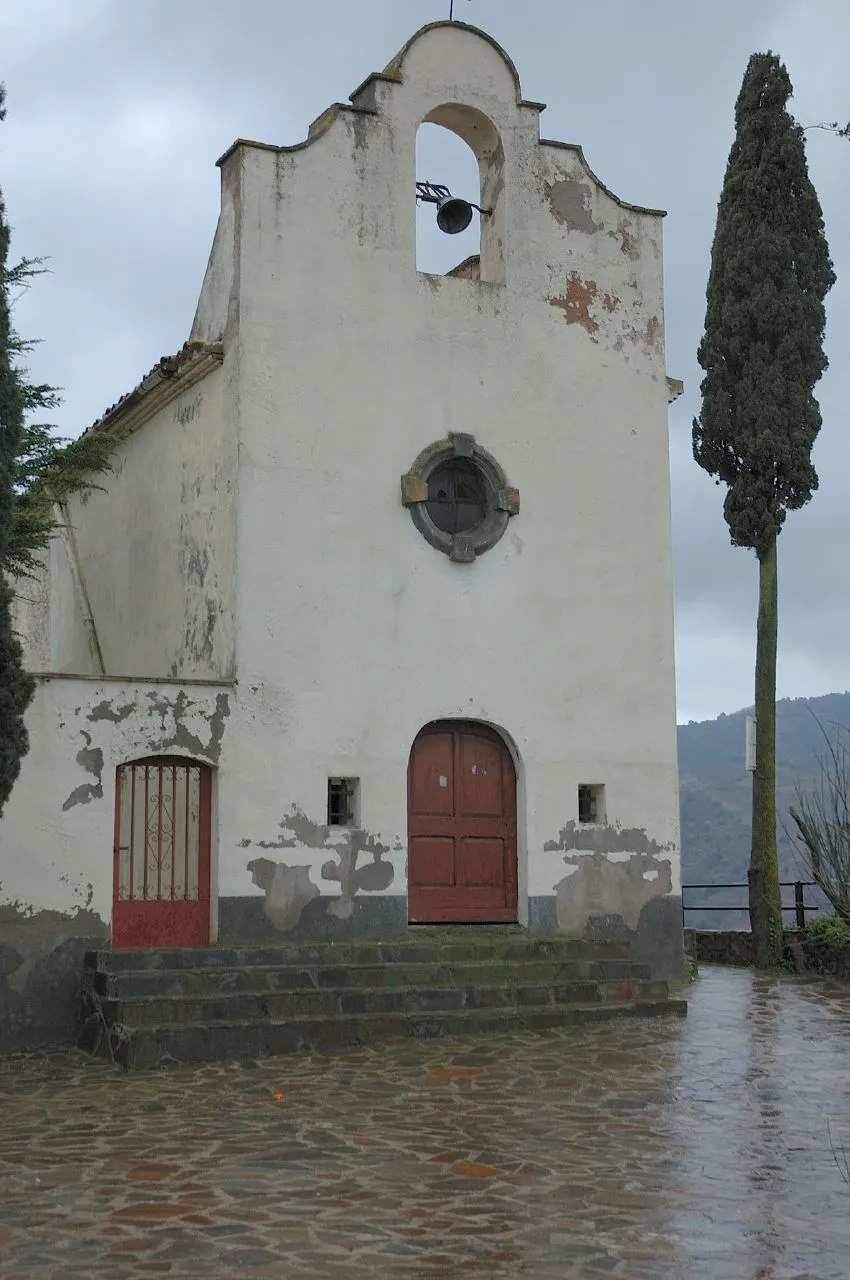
[415,103,506,285]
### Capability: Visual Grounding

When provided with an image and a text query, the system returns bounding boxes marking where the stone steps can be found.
[83,1001,686,1071]
[87,935,632,972]
[79,934,686,1069]
[95,977,670,1028]
[88,957,651,998]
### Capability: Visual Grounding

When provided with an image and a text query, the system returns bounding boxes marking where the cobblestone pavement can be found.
[2,966,850,1279]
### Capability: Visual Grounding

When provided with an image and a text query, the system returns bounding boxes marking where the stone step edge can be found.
[92,968,652,993]
[86,941,630,966]
[97,980,667,1011]
[99,999,687,1036]
[88,957,650,977]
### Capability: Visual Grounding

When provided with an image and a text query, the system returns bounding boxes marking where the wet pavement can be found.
[1,966,849,1279]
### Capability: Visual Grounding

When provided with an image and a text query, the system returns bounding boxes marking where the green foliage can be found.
[0,83,35,815]
[3,257,118,581]
[789,719,850,923]
[804,914,850,950]
[693,52,835,556]
[804,120,850,140]
[6,409,117,580]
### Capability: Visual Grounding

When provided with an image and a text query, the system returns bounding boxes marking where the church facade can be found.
[1,21,685,1048]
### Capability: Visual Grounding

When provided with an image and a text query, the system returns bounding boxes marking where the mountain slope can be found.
[678,692,850,926]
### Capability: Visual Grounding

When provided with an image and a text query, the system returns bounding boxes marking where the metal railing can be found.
[682,880,819,929]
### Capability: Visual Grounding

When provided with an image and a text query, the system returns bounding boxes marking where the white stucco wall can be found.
[12,366,238,683]
[2,23,681,955]
[0,679,233,924]
[218,22,681,917]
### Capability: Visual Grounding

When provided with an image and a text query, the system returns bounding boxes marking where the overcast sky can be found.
[2,0,848,724]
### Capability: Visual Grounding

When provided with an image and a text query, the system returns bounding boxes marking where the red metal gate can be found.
[112,756,211,948]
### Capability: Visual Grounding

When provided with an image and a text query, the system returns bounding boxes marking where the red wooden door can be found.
[112,757,212,948]
[408,722,517,923]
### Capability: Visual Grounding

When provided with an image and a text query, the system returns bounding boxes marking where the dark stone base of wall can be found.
[0,892,687,1053]
[530,895,685,984]
[218,895,407,944]
[0,934,109,1053]
[218,894,686,985]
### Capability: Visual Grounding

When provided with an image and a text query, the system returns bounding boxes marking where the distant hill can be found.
[678,692,850,927]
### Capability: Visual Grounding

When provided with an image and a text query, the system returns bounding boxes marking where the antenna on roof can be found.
[449,0,471,19]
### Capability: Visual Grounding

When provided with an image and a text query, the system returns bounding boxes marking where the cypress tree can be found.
[0,86,35,817]
[693,53,835,966]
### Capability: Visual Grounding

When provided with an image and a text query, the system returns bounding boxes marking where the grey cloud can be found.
[3,0,848,723]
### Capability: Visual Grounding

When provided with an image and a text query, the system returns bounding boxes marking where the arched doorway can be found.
[407,721,517,923]
[112,756,212,948]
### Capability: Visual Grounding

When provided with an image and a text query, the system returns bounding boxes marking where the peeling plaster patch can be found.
[614,218,640,260]
[602,293,619,313]
[175,394,201,426]
[143,690,230,762]
[247,858,319,932]
[616,315,663,357]
[273,151,291,209]
[86,700,135,724]
[486,135,505,209]
[0,903,108,992]
[322,844,394,920]
[544,178,600,234]
[250,808,397,920]
[180,598,219,669]
[181,541,210,588]
[644,315,663,350]
[554,850,673,934]
[544,821,674,858]
[548,273,599,334]
[62,731,104,810]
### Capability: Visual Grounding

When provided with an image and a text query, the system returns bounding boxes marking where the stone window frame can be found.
[401,433,519,562]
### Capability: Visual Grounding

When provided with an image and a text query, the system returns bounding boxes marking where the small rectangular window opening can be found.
[327,778,360,827]
[578,784,605,825]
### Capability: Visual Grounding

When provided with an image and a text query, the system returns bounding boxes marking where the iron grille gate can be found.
[112,756,211,948]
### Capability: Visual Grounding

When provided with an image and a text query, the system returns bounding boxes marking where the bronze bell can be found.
[435,195,474,235]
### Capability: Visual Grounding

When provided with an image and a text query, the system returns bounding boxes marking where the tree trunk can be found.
[749,535,783,966]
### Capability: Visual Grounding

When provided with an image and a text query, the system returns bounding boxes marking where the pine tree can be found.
[693,53,835,966]
[0,87,117,816]
[0,85,35,817]
[4,282,117,583]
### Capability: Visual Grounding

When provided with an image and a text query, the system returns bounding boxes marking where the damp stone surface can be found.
[1,966,849,1278]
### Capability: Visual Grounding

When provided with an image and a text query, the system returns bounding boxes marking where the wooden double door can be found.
[407,721,518,923]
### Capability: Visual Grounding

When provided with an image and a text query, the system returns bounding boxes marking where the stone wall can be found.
[684,930,756,967]
[685,928,850,979]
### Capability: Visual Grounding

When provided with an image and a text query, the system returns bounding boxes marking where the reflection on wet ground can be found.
[1,965,849,1278]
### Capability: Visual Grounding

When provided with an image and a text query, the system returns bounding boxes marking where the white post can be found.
[745,715,756,772]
